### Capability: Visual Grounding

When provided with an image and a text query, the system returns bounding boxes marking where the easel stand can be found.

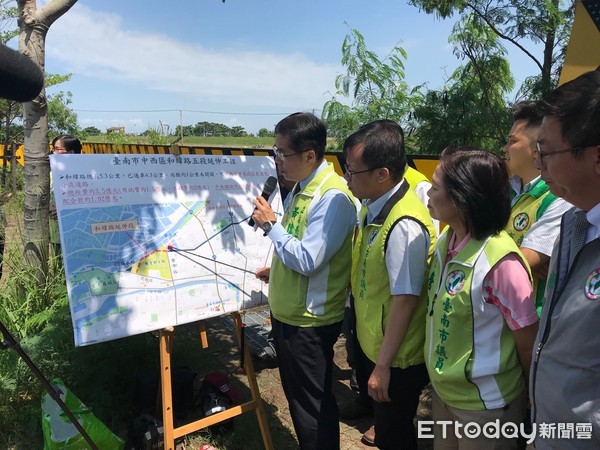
[158,312,274,450]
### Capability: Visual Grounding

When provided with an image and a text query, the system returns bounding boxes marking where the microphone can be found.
[0,44,44,102]
[248,176,278,227]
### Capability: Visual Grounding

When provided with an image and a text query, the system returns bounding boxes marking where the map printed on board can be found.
[50,154,281,346]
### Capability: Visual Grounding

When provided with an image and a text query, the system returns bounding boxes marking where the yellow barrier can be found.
[2,142,438,181]
[82,143,437,181]
[0,144,24,166]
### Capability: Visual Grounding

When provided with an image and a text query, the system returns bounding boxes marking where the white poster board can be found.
[50,154,280,346]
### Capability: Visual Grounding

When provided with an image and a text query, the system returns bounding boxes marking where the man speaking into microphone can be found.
[252,112,356,450]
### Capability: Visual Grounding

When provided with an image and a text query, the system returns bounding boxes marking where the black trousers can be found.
[343,294,371,406]
[358,344,429,450]
[271,316,342,450]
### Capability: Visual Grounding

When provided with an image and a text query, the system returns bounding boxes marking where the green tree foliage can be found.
[45,73,81,138]
[0,0,18,43]
[409,0,574,98]
[257,128,274,138]
[175,121,248,138]
[322,27,422,147]
[0,99,23,145]
[47,91,80,138]
[82,126,101,136]
[174,124,194,137]
[412,16,515,153]
[230,125,248,137]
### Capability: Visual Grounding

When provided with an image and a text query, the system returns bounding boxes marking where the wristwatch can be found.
[261,221,277,236]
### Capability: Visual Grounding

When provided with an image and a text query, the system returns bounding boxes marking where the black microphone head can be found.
[248,175,280,227]
[263,176,278,197]
[0,44,44,102]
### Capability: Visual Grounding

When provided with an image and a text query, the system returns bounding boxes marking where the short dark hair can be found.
[52,134,82,154]
[439,145,480,158]
[439,148,510,240]
[512,101,543,129]
[274,112,326,159]
[540,69,600,157]
[342,119,406,181]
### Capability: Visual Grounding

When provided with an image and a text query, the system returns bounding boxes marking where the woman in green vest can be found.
[424,148,539,449]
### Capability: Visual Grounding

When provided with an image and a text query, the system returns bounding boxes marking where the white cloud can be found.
[45,4,340,110]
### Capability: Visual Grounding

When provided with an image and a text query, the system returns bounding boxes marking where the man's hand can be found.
[368,364,391,403]
[252,196,276,228]
[255,267,270,283]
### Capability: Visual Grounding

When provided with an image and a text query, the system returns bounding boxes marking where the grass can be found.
[0,205,295,449]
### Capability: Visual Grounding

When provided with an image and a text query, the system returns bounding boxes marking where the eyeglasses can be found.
[535,142,583,162]
[53,146,66,152]
[343,164,379,178]
[272,145,311,159]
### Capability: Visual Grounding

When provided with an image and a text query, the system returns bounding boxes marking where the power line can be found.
[74,108,323,115]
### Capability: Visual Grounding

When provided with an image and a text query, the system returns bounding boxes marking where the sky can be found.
[27,0,542,135]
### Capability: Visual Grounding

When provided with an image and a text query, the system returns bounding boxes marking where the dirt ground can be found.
[253,337,433,450]
[194,315,434,450]
[1,212,432,449]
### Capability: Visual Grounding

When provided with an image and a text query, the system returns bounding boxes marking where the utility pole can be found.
[180,110,184,143]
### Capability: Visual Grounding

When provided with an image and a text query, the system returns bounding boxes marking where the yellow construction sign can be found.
[559,0,600,85]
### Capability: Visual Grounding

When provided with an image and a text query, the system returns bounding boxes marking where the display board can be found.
[50,154,281,346]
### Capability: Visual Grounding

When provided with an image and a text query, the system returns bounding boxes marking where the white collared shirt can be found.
[364,180,430,296]
[584,203,600,244]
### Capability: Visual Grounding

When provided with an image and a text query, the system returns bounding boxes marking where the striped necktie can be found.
[568,211,589,270]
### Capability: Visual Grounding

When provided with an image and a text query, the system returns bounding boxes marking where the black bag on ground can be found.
[134,366,196,419]
[127,414,164,450]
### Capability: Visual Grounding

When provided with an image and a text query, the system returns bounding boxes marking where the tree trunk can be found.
[17,0,78,278]
[541,0,560,94]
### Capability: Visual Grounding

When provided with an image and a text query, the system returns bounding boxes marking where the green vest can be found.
[352,183,436,368]
[506,179,556,315]
[424,230,529,410]
[269,163,355,327]
[404,166,429,189]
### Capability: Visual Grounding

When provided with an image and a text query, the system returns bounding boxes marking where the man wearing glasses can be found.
[343,120,436,449]
[530,69,600,448]
[252,112,356,450]
[503,101,572,315]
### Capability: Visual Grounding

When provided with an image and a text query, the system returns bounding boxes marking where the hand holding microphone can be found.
[249,176,278,229]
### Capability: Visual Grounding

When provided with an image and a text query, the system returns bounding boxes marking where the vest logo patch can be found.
[513,213,530,231]
[368,229,379,246]
[584,268,600,301]
[445,270,466,295]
